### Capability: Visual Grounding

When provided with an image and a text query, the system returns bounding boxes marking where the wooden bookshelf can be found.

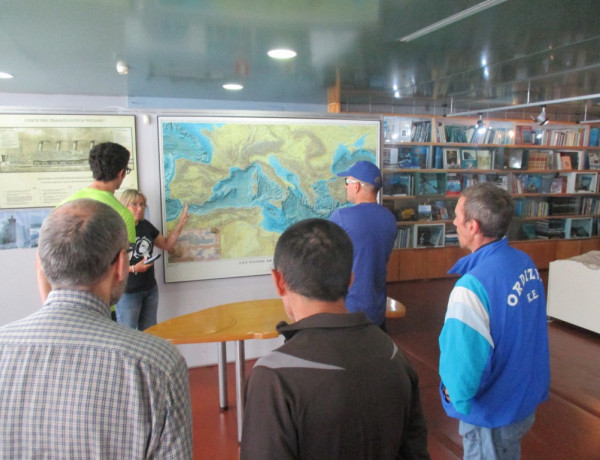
[382,115,600,281]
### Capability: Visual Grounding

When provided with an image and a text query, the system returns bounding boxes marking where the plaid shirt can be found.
[0,289,193,459]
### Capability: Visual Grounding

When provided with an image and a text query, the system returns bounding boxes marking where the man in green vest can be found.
[37,142,136,304]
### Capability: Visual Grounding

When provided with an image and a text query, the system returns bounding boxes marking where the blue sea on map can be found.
[162,122,376,232]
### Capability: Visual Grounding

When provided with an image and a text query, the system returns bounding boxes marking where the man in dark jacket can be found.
[241,218,429,459]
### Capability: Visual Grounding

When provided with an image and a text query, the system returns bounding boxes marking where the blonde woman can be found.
[116,189,188,330]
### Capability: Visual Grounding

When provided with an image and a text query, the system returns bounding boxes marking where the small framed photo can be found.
[443,148,460,169]
[460,149,478,169]
[476,150,493,170]
[413,223,445,248]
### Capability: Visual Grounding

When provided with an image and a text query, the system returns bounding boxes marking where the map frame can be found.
[158,115,381,282]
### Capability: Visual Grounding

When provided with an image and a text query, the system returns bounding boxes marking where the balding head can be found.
[38,199,128,290]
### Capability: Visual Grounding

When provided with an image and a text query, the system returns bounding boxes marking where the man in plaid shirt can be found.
[0,199,193,459]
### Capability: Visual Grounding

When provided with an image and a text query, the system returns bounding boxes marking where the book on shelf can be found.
[527,150,550,170]
[588,151,600,169]
[516,125,534,145]
[565,218,592,239]
[589,127,599,147]
[417,173,443,195]
[398,147,413,168]
[460,149,478,169]
[574,173,597,193]
[445,174,461,195]
[385,173,413,196]
[437,123,447,143]
[444,231,459,245]
[476,150,493,170]
[383,147,399,166]
[393,227,413,248]
[411,121,432,142]
[433,147,443,169]
[492,128,507,145]
[561,154,573,170]
[535,219,565,238]
[411,146,430,168]
[444,125,467,143]
[443,148,460,169]
[417,204,432,221]
[549,197,578,215]
[558,151,583,170]
[495,175,509,191]
[516,174,542,193]
[507,149,524,169]
[550,177,565,193]
[434,200,449,220]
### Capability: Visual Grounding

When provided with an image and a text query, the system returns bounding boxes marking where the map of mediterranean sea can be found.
[159,117,379,281]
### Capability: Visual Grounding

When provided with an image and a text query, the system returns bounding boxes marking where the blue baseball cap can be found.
[336,161,382,189]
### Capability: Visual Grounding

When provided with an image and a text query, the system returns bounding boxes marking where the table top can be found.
[145,298,290,344]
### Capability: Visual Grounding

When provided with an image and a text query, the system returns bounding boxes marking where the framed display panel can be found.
[158,116,380,282]
[0,114,137,209]
[413,223,445,248]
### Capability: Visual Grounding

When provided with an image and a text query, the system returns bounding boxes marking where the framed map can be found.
[158,116,380,281]
[0,114,137,209]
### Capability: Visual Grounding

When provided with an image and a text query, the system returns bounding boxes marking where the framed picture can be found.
[476,149,493,170]
[443,148,460,169]
[413,223,445,248]
[588,151,600,169]
[460,149,478,169]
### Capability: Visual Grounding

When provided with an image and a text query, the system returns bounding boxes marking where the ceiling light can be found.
[116,60,129,75]
[223,83,243,91]
[0,72,14,79]
[398,0,508,42]
[533,106,549,125]
[267,48,297,60]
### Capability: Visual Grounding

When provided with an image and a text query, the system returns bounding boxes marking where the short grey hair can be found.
[461,182,514,239]
[39,199,128,288]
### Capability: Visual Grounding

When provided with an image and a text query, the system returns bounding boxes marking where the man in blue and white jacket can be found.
[439,183,550,459]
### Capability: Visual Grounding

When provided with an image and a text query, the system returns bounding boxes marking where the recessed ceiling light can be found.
[267,48,297,60]
[116,60,129,75]
[223,83,243,91]
[0,72,14,79]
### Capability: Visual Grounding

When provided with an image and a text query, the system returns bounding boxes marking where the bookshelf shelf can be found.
[381,114,600,280]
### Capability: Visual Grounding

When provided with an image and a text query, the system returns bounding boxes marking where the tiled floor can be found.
[188,276,600,459]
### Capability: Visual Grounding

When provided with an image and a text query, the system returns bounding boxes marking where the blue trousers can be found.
[460,412,535,460]
[116,285,159,331]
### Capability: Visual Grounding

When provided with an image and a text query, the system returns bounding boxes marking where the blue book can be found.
[589,128,599,147]
[411,146,429,168]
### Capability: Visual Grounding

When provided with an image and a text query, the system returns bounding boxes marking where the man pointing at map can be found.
[329,161,397,330]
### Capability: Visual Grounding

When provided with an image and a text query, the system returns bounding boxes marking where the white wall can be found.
[0,93,327,367]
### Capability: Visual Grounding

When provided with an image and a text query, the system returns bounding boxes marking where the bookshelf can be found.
[381,115,600,281]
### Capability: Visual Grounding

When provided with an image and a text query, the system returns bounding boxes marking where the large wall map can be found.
[158,116,380,282]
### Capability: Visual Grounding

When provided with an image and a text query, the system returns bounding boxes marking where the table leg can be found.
[235,340,246,443]
[217,342,228,410]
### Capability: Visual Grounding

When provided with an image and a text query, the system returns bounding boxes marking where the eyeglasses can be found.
[125,167,132,175]
[111,246,134,265]
[344,178,366,186]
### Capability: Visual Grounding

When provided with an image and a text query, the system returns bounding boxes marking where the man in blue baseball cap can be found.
[330,161,397,330]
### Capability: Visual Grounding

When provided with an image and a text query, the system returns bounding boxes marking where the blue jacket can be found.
[439,238,550,428]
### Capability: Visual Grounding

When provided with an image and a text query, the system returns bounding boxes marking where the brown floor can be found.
[189,276,600,459]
